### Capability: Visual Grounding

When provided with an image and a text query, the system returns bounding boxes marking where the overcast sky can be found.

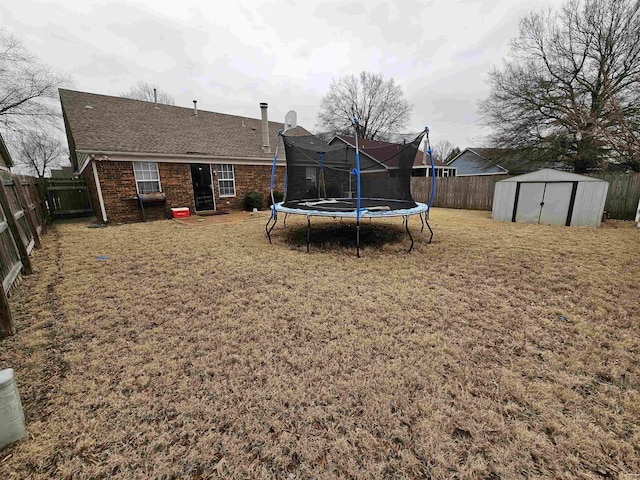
[1,0,565,148]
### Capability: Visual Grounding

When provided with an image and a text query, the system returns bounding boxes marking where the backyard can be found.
[0,208,638,479]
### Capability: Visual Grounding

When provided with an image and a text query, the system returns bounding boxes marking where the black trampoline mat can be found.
[282,198,417,212]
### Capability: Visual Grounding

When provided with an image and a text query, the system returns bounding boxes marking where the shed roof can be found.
[497,168,607,183]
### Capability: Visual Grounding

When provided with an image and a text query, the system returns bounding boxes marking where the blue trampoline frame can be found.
[266,120,437,256]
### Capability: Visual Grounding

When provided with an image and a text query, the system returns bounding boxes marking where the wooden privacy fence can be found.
[412,172,640,220]
[412,175,501,211]
[588,172,640,220]
[0,172,47,337]
[45,178,93,219]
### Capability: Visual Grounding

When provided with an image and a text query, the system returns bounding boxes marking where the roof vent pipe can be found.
[193,100,198,116]
[153,88,157,104]
[260,102,269,153]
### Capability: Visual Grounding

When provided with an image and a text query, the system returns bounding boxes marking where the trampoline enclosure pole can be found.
[269,130,282,211]
[425,126,436,208]
[353,118,362,257]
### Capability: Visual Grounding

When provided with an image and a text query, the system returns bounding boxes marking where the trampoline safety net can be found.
[281,132,425,212]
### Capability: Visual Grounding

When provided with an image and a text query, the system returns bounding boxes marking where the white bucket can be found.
[0,368,26,449]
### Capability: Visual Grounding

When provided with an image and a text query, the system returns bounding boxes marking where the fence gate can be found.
[46,178,93,219]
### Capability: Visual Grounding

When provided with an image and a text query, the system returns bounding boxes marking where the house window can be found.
[216,164,235,197]
[133,161,161,194]
[305,167,317,185]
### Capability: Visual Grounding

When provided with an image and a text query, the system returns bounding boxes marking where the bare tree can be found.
[432,140,459,163]
[14,126,68,177]
[445,147,461,163]
[317,72,412,140]
[121,81,175,105]
[0,30,69,131]
[479,0,640,172]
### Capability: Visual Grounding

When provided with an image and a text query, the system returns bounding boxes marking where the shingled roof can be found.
[59,89,309,168]
[332,135,449,168]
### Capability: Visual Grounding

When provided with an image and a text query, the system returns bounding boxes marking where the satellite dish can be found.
[284,110,297,131]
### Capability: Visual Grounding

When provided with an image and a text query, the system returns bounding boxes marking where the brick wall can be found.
[214,164,285,211]
[87,159,284,223]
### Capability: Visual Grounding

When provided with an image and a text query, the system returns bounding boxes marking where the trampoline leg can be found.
[265,210,278,244]
[426,218,434,244]
[284,212,288,227]
[405,215,414,253]
[356,221,361,258]
[420,212,425,233]
[306,215,311,253]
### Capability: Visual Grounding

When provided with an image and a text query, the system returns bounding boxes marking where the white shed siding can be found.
[492,181,517,221]
[492,169,608,227]
[571,181,608,226]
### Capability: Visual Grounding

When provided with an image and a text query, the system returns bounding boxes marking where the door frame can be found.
[190,163,216,213]
[511,181,578,226]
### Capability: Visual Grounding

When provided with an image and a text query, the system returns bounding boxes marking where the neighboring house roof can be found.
[0,133,13,169]
[412,151,449,169]
[334,135,396,151]
[329,135,389,169]
[330,135,451,169]
[59,89,310,170]
[447,148,510,176]
[449,147,572,176]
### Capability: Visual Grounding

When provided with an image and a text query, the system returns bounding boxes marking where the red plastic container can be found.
[171,207,190,218]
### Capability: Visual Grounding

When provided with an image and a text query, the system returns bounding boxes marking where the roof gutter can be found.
[76,150,284,174]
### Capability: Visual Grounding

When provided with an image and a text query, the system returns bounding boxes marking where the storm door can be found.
[190,164,215,212]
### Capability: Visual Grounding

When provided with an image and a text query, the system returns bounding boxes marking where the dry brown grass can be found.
[0,209,639,479]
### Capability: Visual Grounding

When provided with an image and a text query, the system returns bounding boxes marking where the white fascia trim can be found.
[455,172,509,176]
[413,165,458,170]
[78,154,91,174]
[76,150,283,167]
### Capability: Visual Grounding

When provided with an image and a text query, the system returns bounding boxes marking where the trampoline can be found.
[266,118,436,256]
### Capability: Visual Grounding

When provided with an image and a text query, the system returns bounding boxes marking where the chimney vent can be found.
[260,102,269,153]
[153,88,157,104]
[193,100,198,116]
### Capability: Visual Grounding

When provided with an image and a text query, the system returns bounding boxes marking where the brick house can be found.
[59,89,309,223]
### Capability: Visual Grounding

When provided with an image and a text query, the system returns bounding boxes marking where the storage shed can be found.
[492,169,608,227]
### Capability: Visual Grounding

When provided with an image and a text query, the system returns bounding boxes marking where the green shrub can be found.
[268,190,284,206]
[244,191,264,211]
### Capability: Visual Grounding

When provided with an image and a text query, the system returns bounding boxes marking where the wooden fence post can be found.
[14,179,41,249]
[0,184,32,275]
[0,281,14,336]
[34,178,51,225]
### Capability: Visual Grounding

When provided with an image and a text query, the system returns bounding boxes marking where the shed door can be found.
[539,183,573,225]
[515,183,545,223]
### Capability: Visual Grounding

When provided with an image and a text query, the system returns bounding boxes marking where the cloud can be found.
[0,0,566,147]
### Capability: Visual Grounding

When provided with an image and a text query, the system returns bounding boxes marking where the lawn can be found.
[0,209,638,479]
